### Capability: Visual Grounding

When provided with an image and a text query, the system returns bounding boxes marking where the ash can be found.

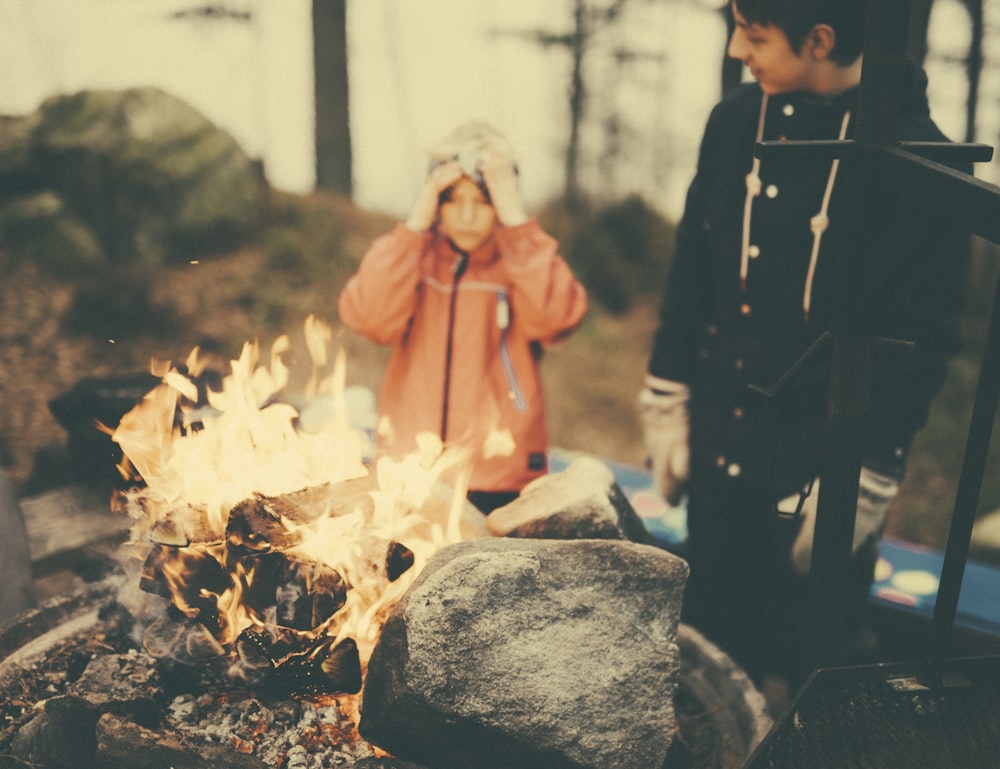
[165,690,374,768]
[0,601,379,769]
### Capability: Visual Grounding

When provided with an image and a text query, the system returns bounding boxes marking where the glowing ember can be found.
[110,316,484,689]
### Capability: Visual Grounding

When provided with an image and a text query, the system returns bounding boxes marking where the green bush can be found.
[541,195,675,315]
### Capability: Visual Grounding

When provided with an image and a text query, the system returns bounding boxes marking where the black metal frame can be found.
[751,0,1000,684]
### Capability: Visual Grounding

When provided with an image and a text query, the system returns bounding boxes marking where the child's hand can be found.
[480,152,528,227]
[405,162,463,231]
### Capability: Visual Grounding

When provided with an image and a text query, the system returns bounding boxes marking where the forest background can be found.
[2,0,1000,559]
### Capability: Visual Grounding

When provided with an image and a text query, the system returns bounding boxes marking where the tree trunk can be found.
[963,0,983,143]
[564,0,587,213]
[907,0,935,64]
[312,0,352,195]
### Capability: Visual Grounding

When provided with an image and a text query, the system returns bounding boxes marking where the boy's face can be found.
[438,176,497,253]
[727,2,819,95]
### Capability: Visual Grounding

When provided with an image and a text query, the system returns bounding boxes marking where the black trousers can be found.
[680,465,878,687]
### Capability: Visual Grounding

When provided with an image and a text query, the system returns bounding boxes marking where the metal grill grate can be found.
[745,658,1000,768]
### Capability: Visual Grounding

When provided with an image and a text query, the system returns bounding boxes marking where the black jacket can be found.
[648,63,969,497]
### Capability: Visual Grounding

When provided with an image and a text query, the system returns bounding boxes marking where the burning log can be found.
[226,494,304,555]
[386,541,415,582]
[226,477,382,556]
[236,627,363,696]
[242,552,347,632]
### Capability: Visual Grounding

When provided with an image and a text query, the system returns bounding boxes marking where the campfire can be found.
[0,317,771,769]
[111,316,482,679]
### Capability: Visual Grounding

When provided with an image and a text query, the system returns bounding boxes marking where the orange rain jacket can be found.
[338,220,588,493]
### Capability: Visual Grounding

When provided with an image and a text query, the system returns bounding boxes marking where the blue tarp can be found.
[549,448,1000,642]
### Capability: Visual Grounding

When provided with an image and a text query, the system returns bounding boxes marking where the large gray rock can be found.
[0,86,264,273]
[360,537,689,769]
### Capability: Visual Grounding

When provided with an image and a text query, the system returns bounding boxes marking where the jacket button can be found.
[716,455,727,468]
[735,358,744,370]
[741,303,752,316]
[727,463,742,477]
[783,103,795,117]
[708,324,718,336]
[733,407,745,419]
[765,184,779,199]
[748,244,761,258]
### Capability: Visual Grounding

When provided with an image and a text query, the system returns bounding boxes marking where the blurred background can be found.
[1,0,1000,560]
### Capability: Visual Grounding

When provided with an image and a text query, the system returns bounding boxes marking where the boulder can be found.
[0,86,264,273]
[360,537,689,769]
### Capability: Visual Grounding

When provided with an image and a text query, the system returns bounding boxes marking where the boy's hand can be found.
[479,152,528,227]
[405,162,463,231]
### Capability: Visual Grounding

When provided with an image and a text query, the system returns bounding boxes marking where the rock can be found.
[360,537,689,769]
[0,472,35,625]
[10,694,100,768]
[486,456,653,544]
[0,86,265,274]
[68,652,163,727]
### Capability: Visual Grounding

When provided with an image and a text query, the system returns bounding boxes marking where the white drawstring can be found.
[803,109,852,320]
[740,94,768,292]
[739,95,852,320]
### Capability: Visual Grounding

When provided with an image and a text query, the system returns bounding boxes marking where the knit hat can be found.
[426,121,518,183]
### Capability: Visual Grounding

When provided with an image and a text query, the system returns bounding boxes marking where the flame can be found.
[111,316,481,679]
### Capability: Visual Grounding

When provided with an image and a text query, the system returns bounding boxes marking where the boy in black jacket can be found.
[641,0,969,685]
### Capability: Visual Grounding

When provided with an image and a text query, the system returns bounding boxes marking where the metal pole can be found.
[929,274,1000,681]
[806,0,912,670]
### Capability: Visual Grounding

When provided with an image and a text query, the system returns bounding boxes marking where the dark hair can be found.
[731,0,867,65]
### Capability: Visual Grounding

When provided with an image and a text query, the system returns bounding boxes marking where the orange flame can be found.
[111,316,484,672]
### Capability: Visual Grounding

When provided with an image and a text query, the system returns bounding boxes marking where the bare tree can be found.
[494,0,630,211]
[907,0,936,64]
[312,0,352,195]
[961,0,984,143]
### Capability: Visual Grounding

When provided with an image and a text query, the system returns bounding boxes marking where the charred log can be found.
[139,545,233,633]
[276,636,362,696]
[235,627,362,696]
[226,494,302,555]
[226,477,379,558]
[386,541,415,582]
[243,552,347,632]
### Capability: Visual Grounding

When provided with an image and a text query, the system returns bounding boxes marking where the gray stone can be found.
[360,537,689,769]
[10,694,99,768]
[0,86,264,273]
[486,456,653,544]
[0,472,35,626]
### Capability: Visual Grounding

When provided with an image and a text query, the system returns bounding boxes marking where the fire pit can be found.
[0,577,769,769]
[2,320,770,768]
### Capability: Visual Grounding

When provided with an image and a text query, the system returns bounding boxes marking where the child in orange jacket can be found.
[338,122,588,513]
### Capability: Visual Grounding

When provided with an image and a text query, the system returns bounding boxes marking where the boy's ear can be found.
[806,24,837,60]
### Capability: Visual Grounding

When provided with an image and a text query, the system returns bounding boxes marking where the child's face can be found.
[438,176,497,252]
[727,2,818,95]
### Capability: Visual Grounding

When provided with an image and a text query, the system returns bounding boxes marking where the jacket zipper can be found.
[496,290,527,411]
[441,247,469,441]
